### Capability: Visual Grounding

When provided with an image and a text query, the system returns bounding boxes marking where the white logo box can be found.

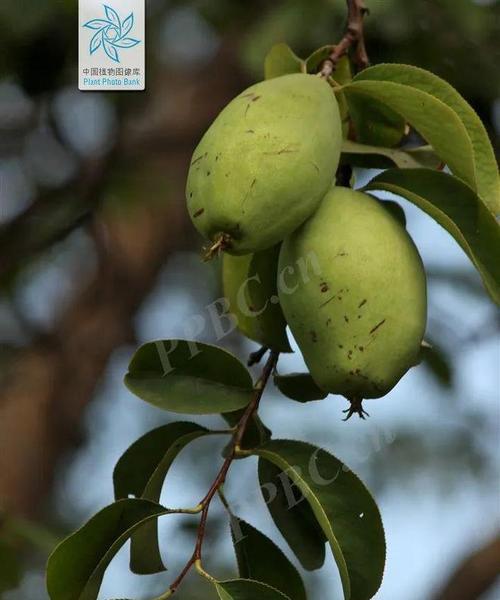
[79,0,145,91]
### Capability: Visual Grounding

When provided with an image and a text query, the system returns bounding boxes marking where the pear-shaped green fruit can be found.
[187,73,342,255]
[223,244,291,352]
[278,186,427,409]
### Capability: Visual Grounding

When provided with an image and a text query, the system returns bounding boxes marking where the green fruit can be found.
[187,73,342,255]
[223,244,291,352]
[278,186,427,410]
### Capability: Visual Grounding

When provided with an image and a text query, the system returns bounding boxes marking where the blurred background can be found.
[0,0,499,598]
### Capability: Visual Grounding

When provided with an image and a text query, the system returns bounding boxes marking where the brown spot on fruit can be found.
[193,208,205,218]
[358,299,367,308]
[190,155,204,166]
[370,319,386,335]
[320,282,329,293]
[359,346,364,352]
[310,330,318,342]
[344,315,349,323]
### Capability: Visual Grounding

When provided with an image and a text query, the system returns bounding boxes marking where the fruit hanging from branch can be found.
[46,1,500,599]
[186,73,342,256]
[278,186,427,417]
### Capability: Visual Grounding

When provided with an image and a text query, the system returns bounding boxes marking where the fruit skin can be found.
[186,73,342,255]
[223,244,291,352]
[278,186,427,400]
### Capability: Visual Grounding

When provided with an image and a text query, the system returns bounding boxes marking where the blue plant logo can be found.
[83,5,140,63]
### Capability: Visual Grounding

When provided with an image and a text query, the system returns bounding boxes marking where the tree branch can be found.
[166,351,279,596]
[320,0,370,77]
[0,41,246,518]
[432,533,500,600]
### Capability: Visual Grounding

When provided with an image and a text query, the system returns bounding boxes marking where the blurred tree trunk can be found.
[433,534,500,600]
[0,42,245,517]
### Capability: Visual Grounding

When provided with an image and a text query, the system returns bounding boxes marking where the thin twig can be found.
[320,0,370,77]
[166,350,279,595]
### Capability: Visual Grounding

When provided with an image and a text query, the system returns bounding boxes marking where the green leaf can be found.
[274,373,327,403]
[341,140,442,170]
[353,64,500,214]
[231,519,306,600]
[215,579,291,600]
[125,340,254,414]
[364,169,500,304]
[46,499,171,600]
[258,460,326,572]
[113,422,209,574]
[346,93,406,147]
[264,43,304,80]
[223,245,291,352]
[256,440,386,600]
[420,341,453,388]
[344,79,476,191]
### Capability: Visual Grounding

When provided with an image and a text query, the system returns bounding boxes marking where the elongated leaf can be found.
[264,43,304,80]
[420,340,453,388]
[113,422,209,574]
[256,440,385,600]
[274,373,327,403]
[46,499,171,600]
[231,519,306,600]
[125,340,253,414]
[344,80,475,188]
[223,245,291,352]
[215,579,291,600]
[258,461,326,571]
[364,169,500,304]
[354,64,500,213]
[346,93,406,147]
[341,140,442,170]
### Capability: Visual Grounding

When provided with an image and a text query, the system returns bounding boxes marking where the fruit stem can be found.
[319,0,370,77]
[203,233,232,261]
